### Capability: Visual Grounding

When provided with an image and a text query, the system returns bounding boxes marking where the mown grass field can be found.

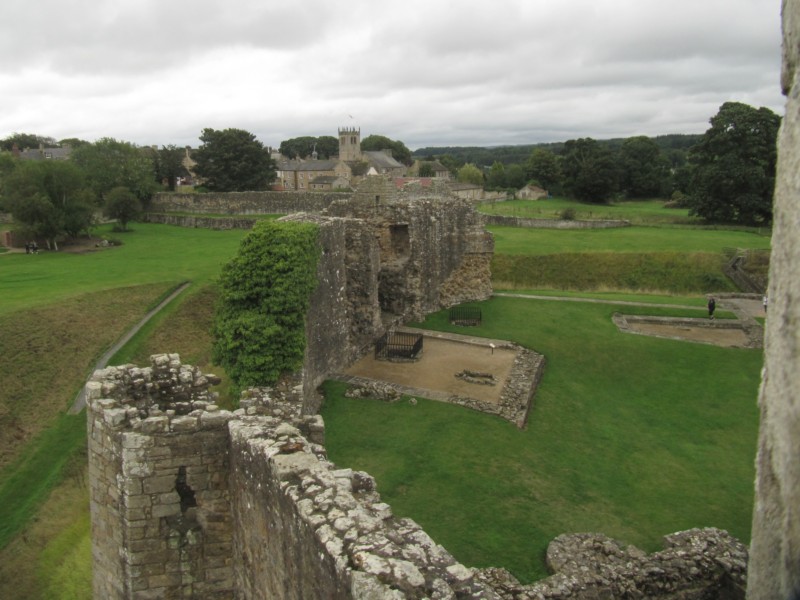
[488,224,772,255]
[0,208,767,595]
[321,295,761,582]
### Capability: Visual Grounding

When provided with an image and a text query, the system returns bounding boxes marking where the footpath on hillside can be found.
[68,282,192,414]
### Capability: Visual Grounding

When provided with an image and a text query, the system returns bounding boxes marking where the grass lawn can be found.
[321,295,762,582]
[479,197,697,225]
[0,214,767,595]
[489,225,772,256]
[0,222,247,315]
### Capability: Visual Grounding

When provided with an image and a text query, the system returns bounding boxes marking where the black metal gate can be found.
[449,306,482,326]
[375,331,423,360]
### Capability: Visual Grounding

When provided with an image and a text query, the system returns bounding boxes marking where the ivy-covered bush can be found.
[212,220,319,388]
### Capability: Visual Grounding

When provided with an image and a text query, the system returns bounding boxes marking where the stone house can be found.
[517,183,548,200]
[12,143,72,161]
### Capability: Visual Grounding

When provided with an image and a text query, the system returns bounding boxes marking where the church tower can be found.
[338,127,361,162]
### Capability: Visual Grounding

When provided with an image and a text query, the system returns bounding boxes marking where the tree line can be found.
[0,128,277,247]
[0,101,781,243]
[417,102,780,226]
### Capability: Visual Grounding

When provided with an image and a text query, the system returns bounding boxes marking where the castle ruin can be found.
[87,2,800,592]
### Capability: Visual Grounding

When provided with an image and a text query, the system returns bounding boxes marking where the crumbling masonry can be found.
[89,177,756,598]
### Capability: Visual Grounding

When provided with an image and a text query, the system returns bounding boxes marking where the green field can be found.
[0,223,248,598]
[322,296,761,582]
[0,223,247,315]
[489,225,771,256]
[479,197,694,225]
[0,213,766,595]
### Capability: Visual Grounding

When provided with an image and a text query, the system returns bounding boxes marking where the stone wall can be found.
[142,213,258,229]
[325,179,494,322]
[150,190,345,215]
[88,358,499,600]
[89,357,750,599]
[482,214,631,229]
[86,355,235,599]
[746,1,800,596]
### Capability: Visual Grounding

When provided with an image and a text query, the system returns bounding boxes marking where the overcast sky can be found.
[0,0,784,151]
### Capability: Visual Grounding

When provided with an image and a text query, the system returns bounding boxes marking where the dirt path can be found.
[67,282,192,414]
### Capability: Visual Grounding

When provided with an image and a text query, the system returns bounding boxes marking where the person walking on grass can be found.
[708,297,716,319]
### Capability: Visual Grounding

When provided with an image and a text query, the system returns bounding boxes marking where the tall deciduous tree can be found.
[526,148,561,191]
[71,138,158,203]
[486,161,507,189]
[360,135,413,165]
[618,136,670,198]
[561,138,618,203]
[104,186,142,231]
[456,163,484,187]
[0,133,57,152]
[155,145,189,191]
[687,102,780,225]
[4,160,94,248]
[193,128,276,192]
[505,164,527,190]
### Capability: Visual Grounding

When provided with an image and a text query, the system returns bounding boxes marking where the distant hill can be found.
[412,134,703,166]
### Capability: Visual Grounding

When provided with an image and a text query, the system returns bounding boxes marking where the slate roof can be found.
[363,151,404,170]
[18,146,72,160]
[277,159,338,172]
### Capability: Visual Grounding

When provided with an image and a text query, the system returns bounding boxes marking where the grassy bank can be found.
[488,225,771,256]
[0,224,247,598]
[322,296,761,582]
[492,252,736,293]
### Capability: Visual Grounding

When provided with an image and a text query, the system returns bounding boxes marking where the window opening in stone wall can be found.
[175,466,197,514]
[389,224,410,258]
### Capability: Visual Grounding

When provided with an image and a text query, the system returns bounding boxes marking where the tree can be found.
[279,136,318,159]
[486,161,507,189]
[561,138,618,203]
[212,220,319,388]
[4,160,94,248]
[438,154,463,176]
[71,138,158,203]
[193,128,276,192]
[456,163,484,187]
[505,164,527,190]
[104,186,142,231]
[687,102,780,225]
[618,136,670,198]
[57,137,90,149]
[360,135,413,165]
[155,145,189,191]
[418,162,435,177]
[0,133,57,152]
[526,148,561,191]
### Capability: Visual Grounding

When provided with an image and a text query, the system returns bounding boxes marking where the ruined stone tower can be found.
[86,356,234,598]
[338,126,362,162]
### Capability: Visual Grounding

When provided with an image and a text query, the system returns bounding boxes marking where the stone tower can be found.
[86,355,235,599]
[338,126,362,162]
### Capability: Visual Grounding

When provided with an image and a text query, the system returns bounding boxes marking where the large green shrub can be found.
[212,220,319,388]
